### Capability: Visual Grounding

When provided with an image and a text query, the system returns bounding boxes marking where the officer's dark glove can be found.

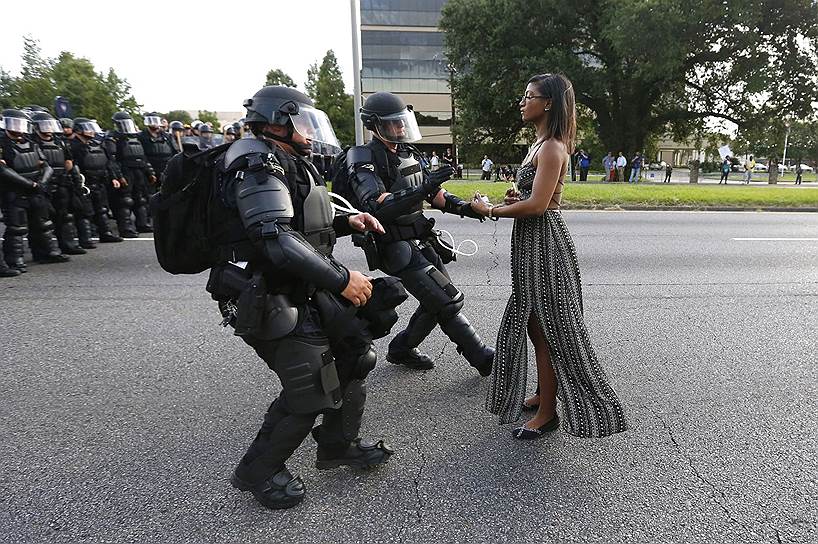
[422,165,454,196]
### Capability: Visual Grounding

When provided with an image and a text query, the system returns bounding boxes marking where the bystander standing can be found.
[616,152,626,182]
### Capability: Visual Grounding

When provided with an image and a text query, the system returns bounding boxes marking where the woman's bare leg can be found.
[525,312,557,429]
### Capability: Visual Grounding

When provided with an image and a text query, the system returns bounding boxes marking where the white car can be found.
[797,164,814,173]
[753,162,768,172]
[777,163,788,173]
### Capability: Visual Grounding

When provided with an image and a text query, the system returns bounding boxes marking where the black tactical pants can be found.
[107,174,136,236]
[87,177,116,236]
[125,167,152,231]
[50,180,84,252]
[384,240,489,366]
[234,306,373,485]
[1,190,62,266]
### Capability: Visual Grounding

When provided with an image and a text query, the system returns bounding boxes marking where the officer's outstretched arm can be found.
[233,149,349,293]
[436,190,485,221]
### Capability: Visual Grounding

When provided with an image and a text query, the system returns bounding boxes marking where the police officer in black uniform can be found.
[137,113,176,183]
[168,120,185,153]
[1,117,39,277]
[0,109,69,270]
[70,118,123,243]
[198,86,398,510]
[345,92,494,375]
[31,111,92,254]
[104,112,156,236]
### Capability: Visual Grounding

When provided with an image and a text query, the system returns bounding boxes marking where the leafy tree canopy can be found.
[440,0,818,156]
[306,50,354,147]
[265,68,296,88]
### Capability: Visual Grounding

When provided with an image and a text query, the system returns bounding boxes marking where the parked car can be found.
[777,163,788,173]
[797,164,814,173]
[753,162,768,172]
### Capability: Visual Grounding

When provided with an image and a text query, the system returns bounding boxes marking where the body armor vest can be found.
[141,133,174,164]
[117,135,147,168]
[80,140,109,178]
[386,148,425,224]
[301,167,336,256]
[6,139,42,181]
[36,138,67,175]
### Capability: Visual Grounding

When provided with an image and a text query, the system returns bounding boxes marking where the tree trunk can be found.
[768,157,778,184]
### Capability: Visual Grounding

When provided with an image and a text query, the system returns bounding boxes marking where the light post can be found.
[781,122,791,175]
[350,0,364,145]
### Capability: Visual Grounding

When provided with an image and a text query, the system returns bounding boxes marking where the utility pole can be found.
[350,0,364,145]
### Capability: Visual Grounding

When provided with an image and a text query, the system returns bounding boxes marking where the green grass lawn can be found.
[440,181,818,209]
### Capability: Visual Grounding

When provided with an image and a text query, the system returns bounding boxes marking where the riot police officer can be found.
[198,123,214,150]
[168,120,185,153]
[345,92,494,375]
[1,117,37,277]
[137,113,176,181]
[196,86,397,510]
[31,111,91,253]
[0,109,69,270]
[104,112,156,236]
[70,118,123,243]
[60,118,74,140]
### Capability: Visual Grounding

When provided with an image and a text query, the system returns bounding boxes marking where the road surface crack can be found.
[647,405,759,540]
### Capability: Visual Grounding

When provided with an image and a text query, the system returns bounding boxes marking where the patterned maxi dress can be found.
[485,157,628,437]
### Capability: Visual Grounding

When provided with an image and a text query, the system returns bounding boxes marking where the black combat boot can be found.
[77,219,97,249]
[386,331,435,370]
[231,466,305,510]
[312,427,394,470]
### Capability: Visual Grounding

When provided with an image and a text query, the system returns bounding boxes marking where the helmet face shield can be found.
[144,115,162,128]
[290,106,341,154]
[35,119,62,134]
[75,120,103,135]
[373,108,421,143]
[115,119,139,134]
[4,117,32,134]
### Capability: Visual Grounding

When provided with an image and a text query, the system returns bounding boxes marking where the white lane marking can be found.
[732,238,818,241]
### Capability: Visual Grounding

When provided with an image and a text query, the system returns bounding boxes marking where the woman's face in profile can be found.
[519,83,549,123]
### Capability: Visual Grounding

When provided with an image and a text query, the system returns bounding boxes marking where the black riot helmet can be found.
[59,117,74,129]
[25,105,50,113]
[169,120,184,132]
[112,111,139,134]
[360,92,422,144]
[143,112,163,129]
[31,111,62,137]
[2,108,33,137]
[73,117,103,138]
[243,85,340,155]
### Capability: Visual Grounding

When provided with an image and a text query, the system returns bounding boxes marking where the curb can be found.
[563,205,818,212]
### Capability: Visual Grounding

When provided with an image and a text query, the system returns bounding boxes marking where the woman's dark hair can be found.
[527,73,576,153]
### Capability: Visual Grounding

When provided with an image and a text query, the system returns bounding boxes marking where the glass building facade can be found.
[360,0,453,148]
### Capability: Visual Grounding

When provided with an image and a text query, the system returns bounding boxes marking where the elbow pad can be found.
[441,191,484,221]
[0,164,37,193]
[261,227,349,293]
[346,146,385,214]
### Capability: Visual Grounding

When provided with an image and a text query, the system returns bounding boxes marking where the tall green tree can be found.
[164,110,193,124]
[265,68,296,87]
[2,36,141,127]
[197,110,220,128]
[440,0,818,157]
[306,50,354,147]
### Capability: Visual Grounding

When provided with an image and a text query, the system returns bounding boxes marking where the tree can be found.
[440,0,818,159]
[197,109,220,127]
[265,68,296,88]
[164,110,193,124]
[3,36,141,127]
[305,50,354,147]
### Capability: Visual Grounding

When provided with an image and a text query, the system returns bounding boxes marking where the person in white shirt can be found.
[615,152,626,182]
[430,150,440,171]
[481,155,494,180]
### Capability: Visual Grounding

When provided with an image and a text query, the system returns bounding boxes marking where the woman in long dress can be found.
[470,74,628,439]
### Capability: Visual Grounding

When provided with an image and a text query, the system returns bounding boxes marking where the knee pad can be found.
[354,347,377,379]
[406,264,464,316]
[438,295,465,320]
[5,224,27,236]
[122,196,135,208]
[273,337,343,415]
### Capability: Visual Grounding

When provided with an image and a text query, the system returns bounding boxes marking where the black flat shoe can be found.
[512,416,560,440]
[231,467,305,510]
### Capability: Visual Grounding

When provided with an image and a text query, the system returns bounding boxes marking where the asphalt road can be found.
[1,211,816,544]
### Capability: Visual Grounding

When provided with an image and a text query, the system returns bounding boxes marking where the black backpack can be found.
[150,142,231,274]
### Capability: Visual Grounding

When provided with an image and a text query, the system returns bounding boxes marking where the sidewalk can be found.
[575,169,818,187]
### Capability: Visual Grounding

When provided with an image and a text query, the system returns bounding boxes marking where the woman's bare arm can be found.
[490,140,566,219]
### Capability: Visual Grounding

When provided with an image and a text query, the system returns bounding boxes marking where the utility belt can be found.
[377,214,434,244]
[121,158,147,169]
[303,228,336,256]
[206,263,299,341]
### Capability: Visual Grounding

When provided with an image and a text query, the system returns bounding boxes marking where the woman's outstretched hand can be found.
[504,187,520,205]
[471,192,491,216]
